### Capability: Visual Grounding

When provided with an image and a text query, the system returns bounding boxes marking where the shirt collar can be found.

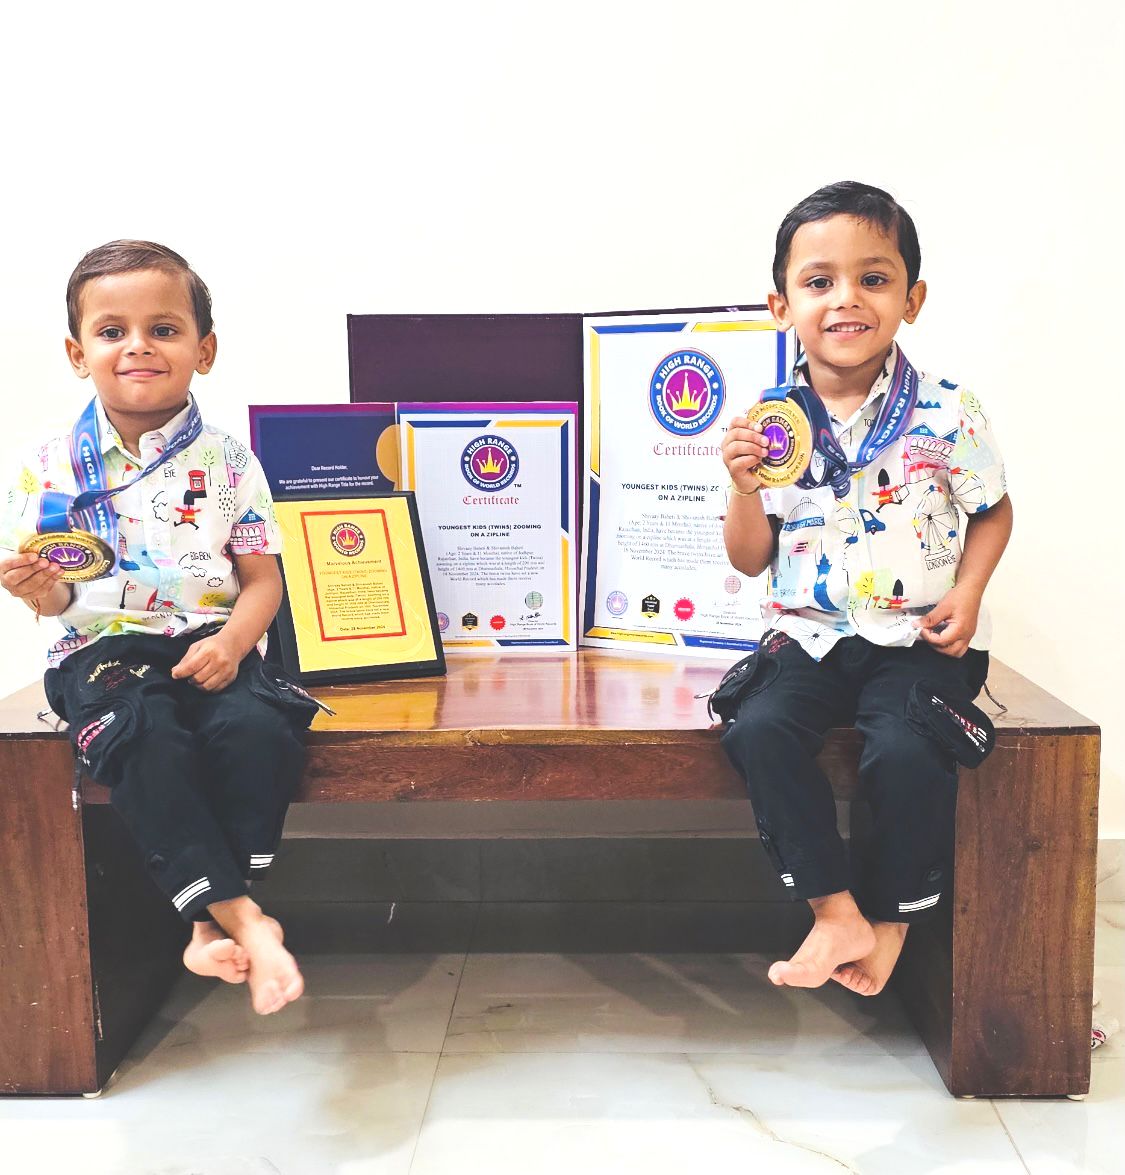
[94,394,196,457]
[795,343,898,426]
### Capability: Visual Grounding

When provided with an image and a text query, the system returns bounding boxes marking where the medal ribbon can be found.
[760,346,918,499]
[35,397,203,557]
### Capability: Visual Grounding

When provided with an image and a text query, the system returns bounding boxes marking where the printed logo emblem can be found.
[490,614,506,631]
[524,591,543,609]
[462,612,479,630]
[77,711,117,754]
[641,594,660,617]
[437,612,450,632]
[461,435,519,492]
[673,598,695,621]
[649,350,725,436]
[606,590,628,617]
[330,522,366,557]
[723,576,742,595]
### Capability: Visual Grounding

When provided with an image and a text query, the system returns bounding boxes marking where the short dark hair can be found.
[66,240,213,339]
[772,181,921,295]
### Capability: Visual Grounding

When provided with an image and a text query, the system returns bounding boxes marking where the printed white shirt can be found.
[758,344,1007,660]
[0,396,281,665]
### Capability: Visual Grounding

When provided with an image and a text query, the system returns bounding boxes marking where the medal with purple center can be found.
[746,398,813,488]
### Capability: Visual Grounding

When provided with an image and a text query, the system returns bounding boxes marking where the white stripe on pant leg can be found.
[249,855,274,870]
[898,893,941,912]
[780,873,795,887]
[172,878,212,911]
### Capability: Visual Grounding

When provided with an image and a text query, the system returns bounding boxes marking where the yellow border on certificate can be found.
[692,321,779,332]
[589,329,601,478]
[404,422,419,490]
[585,626,677,645]
[561,534,571,643]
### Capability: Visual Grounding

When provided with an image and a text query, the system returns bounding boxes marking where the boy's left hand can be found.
[917,584,982,658]
[172,633,241,692]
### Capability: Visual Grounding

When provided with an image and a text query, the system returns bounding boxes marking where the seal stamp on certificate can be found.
[20,531,114,582]
[746,397,813,488]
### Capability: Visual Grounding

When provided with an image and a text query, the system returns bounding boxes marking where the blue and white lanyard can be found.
[36,396,203,552]
[758,347,918,499]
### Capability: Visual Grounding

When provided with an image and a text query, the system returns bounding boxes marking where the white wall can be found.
[2,1,1122,832]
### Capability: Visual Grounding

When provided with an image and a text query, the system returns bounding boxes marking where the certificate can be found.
[249,403,398,498]
[582,310,793,656]
[272,493,444,683]
[398,402,577,651]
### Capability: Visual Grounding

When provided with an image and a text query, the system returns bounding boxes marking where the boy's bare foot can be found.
[767,891,876,989]
[239,916,305,1015]
[183,921,250,983]
[208,897,305,1015]
[831,920,909,996]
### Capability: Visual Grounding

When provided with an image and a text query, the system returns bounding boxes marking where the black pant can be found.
[45,631,320,922]
[720,631,991,924]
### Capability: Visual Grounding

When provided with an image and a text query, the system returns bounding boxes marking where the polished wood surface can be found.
[897,729,1100,1096]
[0,739,97,1094]
[0,651,1097,741]
[0,650,1100,1097]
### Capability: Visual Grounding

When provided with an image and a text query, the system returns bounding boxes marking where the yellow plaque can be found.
[272,493,444,683]
[19,530,114,582]
[746,397,813,488]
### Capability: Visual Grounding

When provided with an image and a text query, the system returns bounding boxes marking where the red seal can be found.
[490,614,506,631]
[674,598,694,621]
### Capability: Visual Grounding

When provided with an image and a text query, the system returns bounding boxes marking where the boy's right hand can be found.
[0,551,64,601]
[722,416,771,496]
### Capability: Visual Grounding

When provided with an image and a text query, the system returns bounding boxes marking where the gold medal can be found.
[746,398,813,488]
[20,531,115,582]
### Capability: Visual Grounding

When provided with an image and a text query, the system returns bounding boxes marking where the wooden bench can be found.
[0,651,1099,1098]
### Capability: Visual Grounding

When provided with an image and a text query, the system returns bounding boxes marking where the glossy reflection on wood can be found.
[0,651,1099,1097]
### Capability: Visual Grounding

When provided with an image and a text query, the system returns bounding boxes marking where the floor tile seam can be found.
[433,1046,931,1058]
[409,924,477,1173]
[988,1099,1033,1173]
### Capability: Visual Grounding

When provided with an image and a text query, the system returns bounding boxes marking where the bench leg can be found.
[896,731,1100,1097]
[0,739,185,1095]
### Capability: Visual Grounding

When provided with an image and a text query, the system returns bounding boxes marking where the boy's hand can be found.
[918,584,982,658]
[722,415,771,495]
[172,632,241,692]
[0,551,65,601]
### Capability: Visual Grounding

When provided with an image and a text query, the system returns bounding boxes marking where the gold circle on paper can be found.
[376,424,401,488]
[20,530,115,582]
[745,398,813,488]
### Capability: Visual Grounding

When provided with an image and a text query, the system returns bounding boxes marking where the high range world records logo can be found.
[649,349,725,436]
[461,435,520,492]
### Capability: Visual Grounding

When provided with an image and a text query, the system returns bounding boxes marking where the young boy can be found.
[0,241,319,1015]
[720,182,1012,995]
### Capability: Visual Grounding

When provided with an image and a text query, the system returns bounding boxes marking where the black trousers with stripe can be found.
[45,631,317,922]
[719,632,990,924]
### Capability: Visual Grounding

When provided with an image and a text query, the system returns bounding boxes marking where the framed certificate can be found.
[271,492,445,683]
[397,401,578,651]
[582,310,794,656]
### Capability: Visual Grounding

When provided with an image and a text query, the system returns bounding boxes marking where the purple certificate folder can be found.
[248,403,396,499]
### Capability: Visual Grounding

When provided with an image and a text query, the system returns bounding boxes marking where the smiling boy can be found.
[718,183,1013,994]
[0,241,320,1015]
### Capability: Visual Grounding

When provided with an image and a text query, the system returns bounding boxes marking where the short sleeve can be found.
[758,487,784,517]
[949,388,1007,514]
[0,459,47,553]
[228,450,283,556]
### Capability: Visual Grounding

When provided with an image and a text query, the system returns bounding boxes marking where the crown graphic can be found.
[669,374,704,413]
[337,529,360,549]
[476,448,505,475]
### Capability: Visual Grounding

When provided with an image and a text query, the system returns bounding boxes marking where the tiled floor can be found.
[1,905,1121,1175]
